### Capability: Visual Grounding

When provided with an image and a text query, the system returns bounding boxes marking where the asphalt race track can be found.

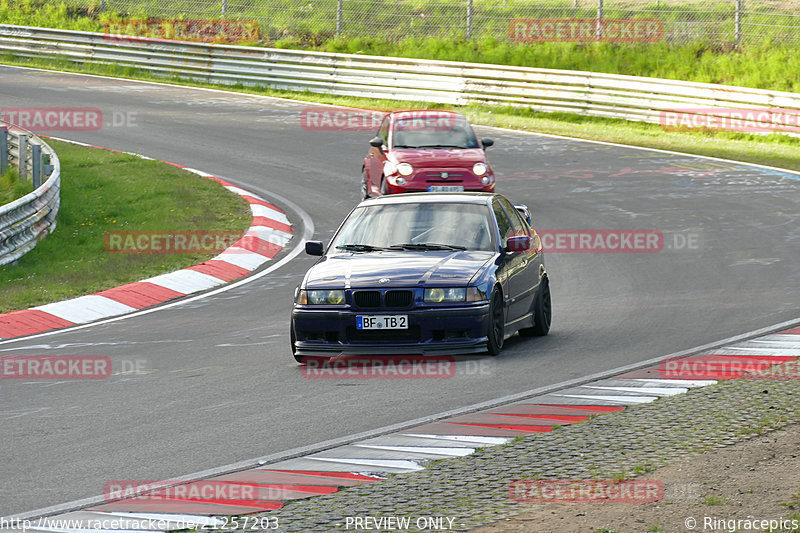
[1,65,798,516]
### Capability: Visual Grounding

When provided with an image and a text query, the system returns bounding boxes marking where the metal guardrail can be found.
[0,122,61,266]
[2,24,800,133]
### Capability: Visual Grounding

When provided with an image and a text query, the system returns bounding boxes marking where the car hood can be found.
[305,251,496,289]
[389,148,487,168]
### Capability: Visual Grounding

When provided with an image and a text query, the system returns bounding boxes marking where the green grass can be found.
[0,165,33,205]
[0,139,251,312]
[3,0,800,91]
[702,494,726,505]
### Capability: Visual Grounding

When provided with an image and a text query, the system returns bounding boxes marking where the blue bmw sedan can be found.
[291,193,551,361]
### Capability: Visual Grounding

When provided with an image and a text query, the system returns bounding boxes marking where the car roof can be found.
[359,192,498,207]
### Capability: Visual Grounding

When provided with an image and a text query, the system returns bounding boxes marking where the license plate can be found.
[356,315,408,330]
[428,185,464,192]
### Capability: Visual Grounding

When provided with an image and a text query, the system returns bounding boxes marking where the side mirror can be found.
[369,136,384,148]
[481,138,494,148]
[305,241,324,256]
[505,235,531,253]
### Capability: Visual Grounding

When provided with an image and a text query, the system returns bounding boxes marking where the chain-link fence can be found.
[60,0,800,44]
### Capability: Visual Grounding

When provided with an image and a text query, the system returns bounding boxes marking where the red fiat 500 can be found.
[361,111,495,198]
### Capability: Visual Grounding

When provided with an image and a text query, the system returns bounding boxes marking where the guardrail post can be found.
[734,0,743,46]
[18,133,29,180]
[466,0,474,40]
[32,144,42,188]
[0,127,7,175]
[596,0,604,41]
[336,0,343,36]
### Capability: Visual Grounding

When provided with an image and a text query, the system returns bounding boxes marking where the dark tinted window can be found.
[492,199,512,244]
[498,196,530,237]
[390,115,479,149]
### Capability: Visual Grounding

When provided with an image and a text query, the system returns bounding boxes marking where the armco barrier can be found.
[0,122,60,266]
[2,24,800,132]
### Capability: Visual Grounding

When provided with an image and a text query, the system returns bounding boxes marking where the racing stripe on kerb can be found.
[0,143,293,340]
[16,325,797,531]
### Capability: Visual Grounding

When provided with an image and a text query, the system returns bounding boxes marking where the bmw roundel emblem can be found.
[379,278,390,284]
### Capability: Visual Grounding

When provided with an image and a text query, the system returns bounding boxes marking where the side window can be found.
[492,199,512,244]
[498,197,530,238]
[378,116,390,144]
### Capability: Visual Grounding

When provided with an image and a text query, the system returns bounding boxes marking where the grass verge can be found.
[0,139,251,313]
[0,165,33,205]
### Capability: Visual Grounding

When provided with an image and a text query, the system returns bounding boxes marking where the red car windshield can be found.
[391,117,480,149]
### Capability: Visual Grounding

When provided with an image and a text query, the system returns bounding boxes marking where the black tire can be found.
[520,277,551,337]
[380,176,388,196]
[361,168,370,200]
[486,288,504,356]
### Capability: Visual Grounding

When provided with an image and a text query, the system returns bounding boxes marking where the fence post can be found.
[596,0,604,41]
[336,0,343,36]
[467,0,473,40]
[734,0,743,46]
[18,134,29,179]
[32,144,42,188]
[0,127,7,175]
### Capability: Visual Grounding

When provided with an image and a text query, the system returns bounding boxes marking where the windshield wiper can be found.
[387,243,467,251]
[392,144,418,149]
[335,243,387,252]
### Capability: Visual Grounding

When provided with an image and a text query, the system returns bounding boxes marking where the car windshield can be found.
[391,117,479,149]
[331,202,496,253]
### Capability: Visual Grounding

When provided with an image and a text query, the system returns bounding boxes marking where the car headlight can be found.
[397,163,414,176]
[298,289,346,305]
[424,287,487,303]
[473,162,488,176]
[425,288,465,303]
[384,161,397,175]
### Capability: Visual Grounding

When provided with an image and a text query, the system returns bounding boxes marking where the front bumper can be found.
[385,172,495,194]
[292,303,490,356]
